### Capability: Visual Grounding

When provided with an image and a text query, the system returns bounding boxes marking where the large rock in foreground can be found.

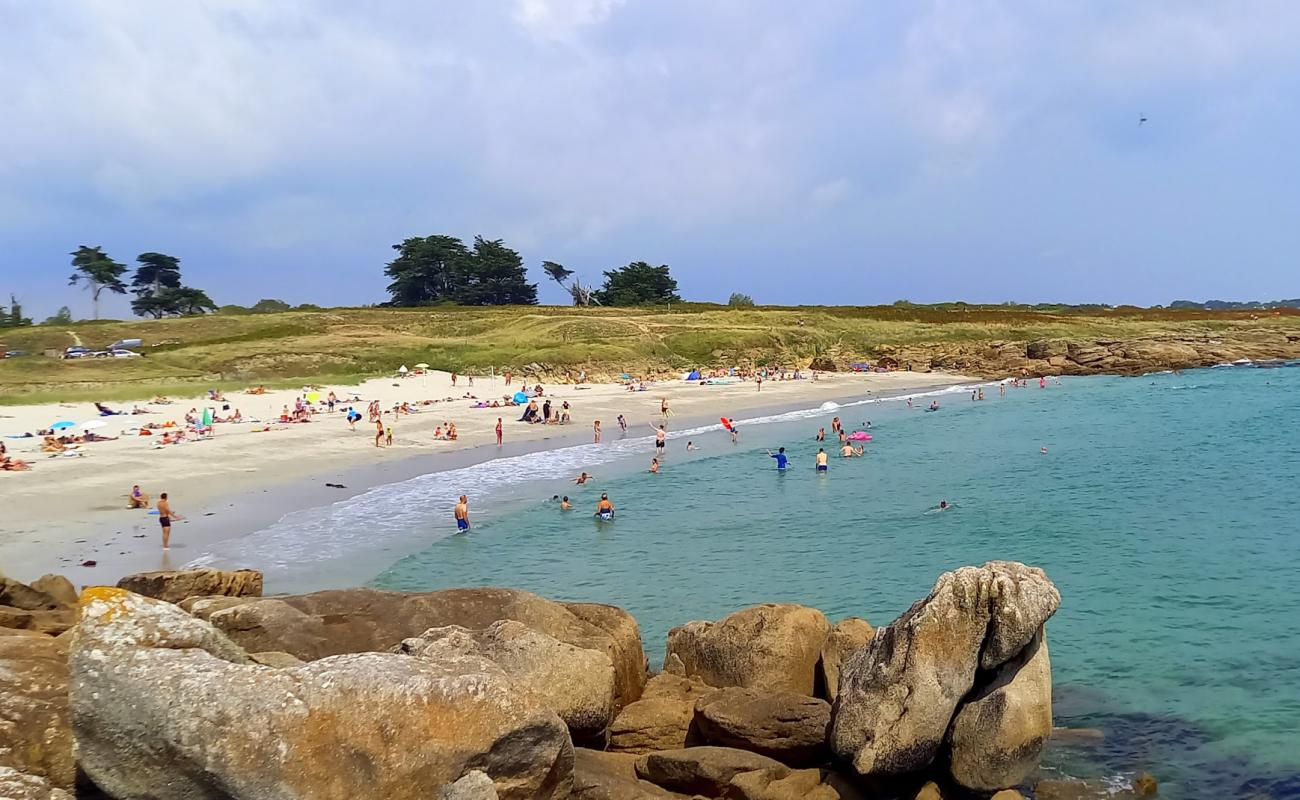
[206,587,647,708]
[0,631,72,791]
[0,767,71,800]
[665,604,830,695]
[115,568,263,603]
[70,588,573,800]
[830,561,1059,780]
[400,620,617,740]
[572,749,685,800]
[817,617,873,701]
[694,688,830,766]
[0,577,76,636]
[947,632,1053,791]
[609,673,717,754]
[635,747,788,796]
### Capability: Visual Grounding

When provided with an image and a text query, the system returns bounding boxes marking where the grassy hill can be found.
[1,304,1297,403]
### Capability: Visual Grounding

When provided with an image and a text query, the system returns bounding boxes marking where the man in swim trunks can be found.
[157,492,181,549]
[767,447,789,470]
[454,495,471,531]
[816,448,828,472]
[595,493,614,519]
[655,423,666,453]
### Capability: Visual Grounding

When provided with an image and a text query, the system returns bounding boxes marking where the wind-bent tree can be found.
[595,262,681,306]
[384,235,471,306]
[458,237,538,306]
[68,246,128,319]
[130,286,217,318]
[131,252,182,297]
[543,260,600,306]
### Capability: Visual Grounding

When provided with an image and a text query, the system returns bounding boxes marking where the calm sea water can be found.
[374,366,1300,799]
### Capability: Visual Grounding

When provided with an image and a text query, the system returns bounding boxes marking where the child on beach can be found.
[385,426,393,446]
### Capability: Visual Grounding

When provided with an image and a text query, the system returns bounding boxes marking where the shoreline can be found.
[0,370,974,586]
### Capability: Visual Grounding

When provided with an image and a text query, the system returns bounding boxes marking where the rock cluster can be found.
[2,562,1071,798]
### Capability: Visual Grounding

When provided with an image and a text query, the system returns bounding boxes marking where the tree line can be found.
[383,234,682,307]
[66,246,217,319]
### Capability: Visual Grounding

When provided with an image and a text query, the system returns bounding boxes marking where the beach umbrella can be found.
[513,391,529,404]
[415,362,430,369]
[50,420,76,430]
[398,365,408,374]
[81,420,106,430]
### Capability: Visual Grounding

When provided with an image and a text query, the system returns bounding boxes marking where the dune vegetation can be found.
[1,303,1297,404]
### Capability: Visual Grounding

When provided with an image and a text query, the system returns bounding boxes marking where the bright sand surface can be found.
[0,369,969,584]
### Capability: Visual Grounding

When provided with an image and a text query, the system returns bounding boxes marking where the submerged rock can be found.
[829,561,1059,779]
[115,568,263,603]
[70,587,573,800]
[665,604,831,695]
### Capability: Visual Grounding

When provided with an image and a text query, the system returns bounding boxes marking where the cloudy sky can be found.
[3,0,1299,318]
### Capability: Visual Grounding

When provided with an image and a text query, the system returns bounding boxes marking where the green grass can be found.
[1,304,1297,404]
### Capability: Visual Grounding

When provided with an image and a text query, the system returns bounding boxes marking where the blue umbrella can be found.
[50,420,75,430]
[513,391,529,404]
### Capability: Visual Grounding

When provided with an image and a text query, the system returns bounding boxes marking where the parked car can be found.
[63,346,91,359]
[109,349,140,358]
[2,350,26,358]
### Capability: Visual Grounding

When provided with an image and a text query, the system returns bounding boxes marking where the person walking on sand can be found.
[375,419,385,447]
[451,372,458,387]
[454,495,471,531]
[617,414,628,432]
[495,418,503,446]
[593,420,602,443]
[661,398,672,419]
[816,448,828,473]
[157,492,182,550]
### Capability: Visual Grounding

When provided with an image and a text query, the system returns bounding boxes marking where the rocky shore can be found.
[871,328,1300,378]
[0,563,1158,799]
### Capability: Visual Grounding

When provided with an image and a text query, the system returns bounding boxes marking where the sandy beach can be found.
[0,369,970,585]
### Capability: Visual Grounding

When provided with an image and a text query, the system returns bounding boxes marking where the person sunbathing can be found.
[2,455,32,471]
[84,432,118,442]
[95,402,121,416]
[41,436,64,453]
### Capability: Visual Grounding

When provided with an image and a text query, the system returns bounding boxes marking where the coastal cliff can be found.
[0,563,1155,800]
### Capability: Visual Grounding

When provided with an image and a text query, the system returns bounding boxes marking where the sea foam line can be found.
[186,381,975,577]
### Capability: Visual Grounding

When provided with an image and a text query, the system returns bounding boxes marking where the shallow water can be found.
[375,367,1300,798]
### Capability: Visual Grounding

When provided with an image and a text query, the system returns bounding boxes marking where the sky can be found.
[3,0,1300,319]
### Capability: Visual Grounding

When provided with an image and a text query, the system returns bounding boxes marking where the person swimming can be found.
[560,496,571,511]
[575,472,593,485]
[649,457,660,473]
[595,493,615,520]
[686,441,698,451]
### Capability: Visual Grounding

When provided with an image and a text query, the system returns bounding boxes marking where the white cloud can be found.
[511,0,625,40]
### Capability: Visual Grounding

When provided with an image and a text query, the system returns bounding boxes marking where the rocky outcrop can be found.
[572,749,686,799]
[400,620,617,740]
[0,631,72,792]
[610,673,717,753]
[947,632,1053,790]
[0,767,71,800]
[694,688,830,766]
[724,767,862,800]
[635,747,788,796]
[115,568,263,603]
[0,577,75,636]
[70,587,574,800]
[442,771,500,800]
[665,604,830,695]
[830,561,1059,789]
[817,618,873,701]
[206,587,648,706]
[27,577,77,608]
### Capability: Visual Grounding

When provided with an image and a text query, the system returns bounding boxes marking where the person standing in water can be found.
[767,447,789,470]
[454,495,471,531]
[730,425,739,444]
[816,427,825,442]
[593,420,602,443]
[653,423,666,454]
[560,496,571,511]
[595,493,615,519]
[156,492,182,550]
[815,448,828,472]
[649,457,660,473]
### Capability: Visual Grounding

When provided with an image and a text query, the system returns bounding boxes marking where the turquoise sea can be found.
[374,366,1300,799]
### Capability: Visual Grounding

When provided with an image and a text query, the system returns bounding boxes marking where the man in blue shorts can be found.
[454,495,470,531]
